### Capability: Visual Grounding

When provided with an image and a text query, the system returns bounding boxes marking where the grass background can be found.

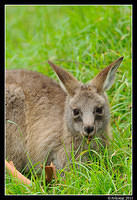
[5,5,132,195]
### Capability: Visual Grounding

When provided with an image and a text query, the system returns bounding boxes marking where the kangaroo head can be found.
[48,57,123,139]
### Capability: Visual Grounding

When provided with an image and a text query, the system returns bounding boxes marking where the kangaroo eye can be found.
[73,108,80,116]
[95,106,103,115]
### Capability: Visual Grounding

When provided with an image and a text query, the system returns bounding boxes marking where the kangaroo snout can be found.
[83,125,95,138]
[84,126,94,134]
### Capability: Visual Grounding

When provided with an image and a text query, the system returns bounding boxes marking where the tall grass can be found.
[5,5,132,195]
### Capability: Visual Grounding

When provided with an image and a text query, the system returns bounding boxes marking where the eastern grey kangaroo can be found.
[6,57,123,172]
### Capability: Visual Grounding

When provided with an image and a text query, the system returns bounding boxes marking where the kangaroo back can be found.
[6,70,66,171]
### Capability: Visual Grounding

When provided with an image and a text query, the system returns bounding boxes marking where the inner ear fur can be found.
[90,56,124,92]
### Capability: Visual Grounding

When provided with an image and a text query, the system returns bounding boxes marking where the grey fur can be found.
[6,57,123,172]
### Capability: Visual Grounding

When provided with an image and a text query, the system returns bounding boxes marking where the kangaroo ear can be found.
[48,61,80,96]
[90,57,124,92]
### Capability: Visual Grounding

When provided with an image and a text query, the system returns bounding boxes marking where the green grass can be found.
[5,5,132,195]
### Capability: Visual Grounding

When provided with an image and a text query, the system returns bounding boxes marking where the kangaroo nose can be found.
[84,126,94,134]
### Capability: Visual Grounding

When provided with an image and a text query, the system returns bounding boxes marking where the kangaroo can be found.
[6,57,123,172]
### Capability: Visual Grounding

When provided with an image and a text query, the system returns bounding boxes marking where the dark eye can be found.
[95,106,103,115]
[73,108,80,116]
